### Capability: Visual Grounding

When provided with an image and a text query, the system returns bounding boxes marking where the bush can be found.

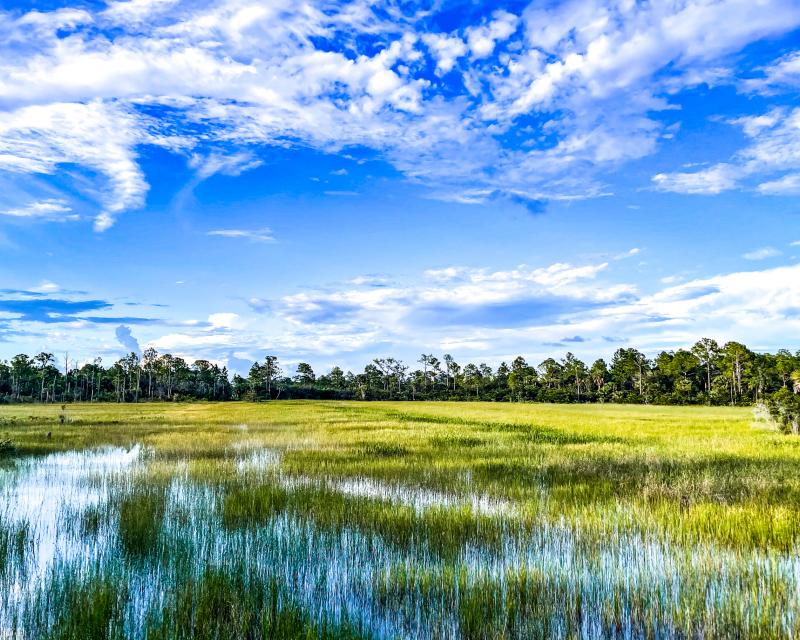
[767,388,800,434]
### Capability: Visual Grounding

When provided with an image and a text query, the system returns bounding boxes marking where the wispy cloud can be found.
[743,51,800,93]
[0,198,77,221]
[189,152,263,180]
[614,247,642,260]
[743,246,781,260]
[206,228,274,242]
[0,101,148,231]
[653,108,800,196]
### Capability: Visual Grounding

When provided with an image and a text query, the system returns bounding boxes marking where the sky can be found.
[0,0,799,376]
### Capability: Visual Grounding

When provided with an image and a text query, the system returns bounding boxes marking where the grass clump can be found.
[362,443,408,457]
[430,434,484,448]
[117,485,167,557]
[22,571,129,640]
[0,518,30,576]
[145,569,370,640]
[221,484,289,529]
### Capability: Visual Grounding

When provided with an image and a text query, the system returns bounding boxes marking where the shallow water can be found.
[280,473,514,516]
[1,444,799,639]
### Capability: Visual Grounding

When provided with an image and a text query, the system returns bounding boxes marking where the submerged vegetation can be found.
[1,400,800,638]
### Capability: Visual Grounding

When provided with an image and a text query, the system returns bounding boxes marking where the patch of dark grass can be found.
[361,443,408,457]
[29,572,128,640]
[0,518,30,576]
[117,486,167,557]
[369,409,627,445]
[81,503,108,537]
[430,435,484,448]
[221,484,290,529]
[0,438,16,457]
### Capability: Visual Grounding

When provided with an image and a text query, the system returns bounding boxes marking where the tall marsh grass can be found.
[1,401,799,638]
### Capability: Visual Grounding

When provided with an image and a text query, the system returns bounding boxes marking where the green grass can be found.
[117,485,168,557]
[1,401,799,638]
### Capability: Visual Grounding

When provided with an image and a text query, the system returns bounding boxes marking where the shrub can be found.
[767,388,800,434]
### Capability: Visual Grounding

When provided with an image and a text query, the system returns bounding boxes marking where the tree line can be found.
[1,339,799,430]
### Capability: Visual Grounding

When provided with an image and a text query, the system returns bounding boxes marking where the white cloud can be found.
[276,260,627,338]
[1,0,798,227]
[207,312,241,330]
[758,173,800,195]
[744,50,800,93]
[614,247,642,260]
[189,152,262,180]
[743,246,781,261]
[7,257,799,366]
[421,33,467,75]
[206,227,274,242]
[465,10,518,59]
[621,263,800,331]
[144,260,800,364]
[149,332,235,350]
[0,198,77,221]
[33,281,61,293]
[652,164,739,194]
[102,0,180,24]
[0,101,146,230]
[347,275,390,286]
[653,107,800,194]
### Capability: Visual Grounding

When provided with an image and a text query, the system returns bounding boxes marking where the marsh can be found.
[1,401,798,639]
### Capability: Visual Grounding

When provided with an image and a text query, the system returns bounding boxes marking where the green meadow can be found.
[1,401,799,638]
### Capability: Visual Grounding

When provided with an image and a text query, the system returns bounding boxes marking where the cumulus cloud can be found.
[465,10,518,59]
[7,256,796,366]
[275,261,631,338]
[115,324,140,354]
[421,33,467,75]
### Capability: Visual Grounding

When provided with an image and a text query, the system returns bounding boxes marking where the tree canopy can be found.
[2,341,799,421]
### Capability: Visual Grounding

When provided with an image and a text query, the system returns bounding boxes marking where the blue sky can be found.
[1,0,800,375]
